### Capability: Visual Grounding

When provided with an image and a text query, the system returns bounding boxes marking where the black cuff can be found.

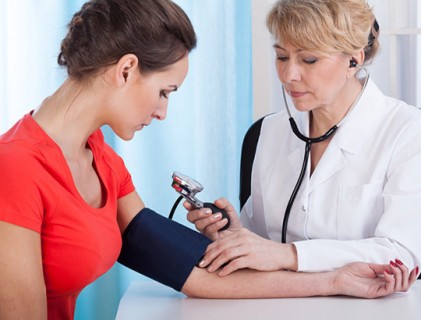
[118,208,212,291]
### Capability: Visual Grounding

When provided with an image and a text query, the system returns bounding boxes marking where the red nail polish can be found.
[385,269,392,275]
[390,261,398,268]
[395,259,403,266]
[416,266,419,274]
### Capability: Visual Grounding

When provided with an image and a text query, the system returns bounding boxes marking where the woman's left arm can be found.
[117,191,145,233]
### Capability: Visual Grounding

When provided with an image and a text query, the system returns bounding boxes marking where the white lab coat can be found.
[240,78,421,272]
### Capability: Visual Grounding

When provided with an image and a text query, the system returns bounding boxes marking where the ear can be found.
[115,54,139,86]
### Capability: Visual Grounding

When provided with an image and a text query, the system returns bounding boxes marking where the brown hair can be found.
[58,0,197,79]
[266,0,380,64]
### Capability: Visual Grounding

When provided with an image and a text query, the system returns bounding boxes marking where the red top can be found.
[0,113,135,319]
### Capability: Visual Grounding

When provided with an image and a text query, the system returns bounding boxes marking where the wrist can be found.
[280,243,298,271]
[328,269,340,296]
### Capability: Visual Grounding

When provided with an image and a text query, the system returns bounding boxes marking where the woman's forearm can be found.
[182,267,334,298]
[182,262,415,299]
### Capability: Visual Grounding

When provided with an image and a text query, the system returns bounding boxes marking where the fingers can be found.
[201,232,243,269]
[185,202,227,240]
[376,259,418,294]
[381,268,396,296]
[199,229,255,274]
[388,259,420,292]
[408,266,419,286]
[389,260,404,291]
[185,198,240,239]
[213,198,242,229]
[368,263,390,276]
[205,250,246,276]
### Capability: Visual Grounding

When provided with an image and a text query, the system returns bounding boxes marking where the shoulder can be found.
[0,138,45,175]
[367,79,421,124]
[261,110,289,126]
[260,110,289,135]
[258,110,291,146]
[379,95,421,141]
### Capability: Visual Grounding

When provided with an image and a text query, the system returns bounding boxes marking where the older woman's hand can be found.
[185,198,242,241]
[198,227,298,274]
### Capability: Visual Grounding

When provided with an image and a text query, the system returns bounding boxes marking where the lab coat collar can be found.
[287,78,386,192]
[333,77,386,155]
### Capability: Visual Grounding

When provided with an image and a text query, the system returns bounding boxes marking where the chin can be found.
[117,131,136,141]
[292,104,313,113]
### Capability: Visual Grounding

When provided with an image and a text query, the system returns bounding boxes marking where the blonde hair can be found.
[266,0,380,63]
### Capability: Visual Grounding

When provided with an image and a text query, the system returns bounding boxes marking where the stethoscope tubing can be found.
[281,70,369,243]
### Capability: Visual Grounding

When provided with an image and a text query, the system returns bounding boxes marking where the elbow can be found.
[180,267,212,298]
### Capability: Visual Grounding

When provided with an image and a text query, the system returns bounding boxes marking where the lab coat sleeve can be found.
[294,118,421,272]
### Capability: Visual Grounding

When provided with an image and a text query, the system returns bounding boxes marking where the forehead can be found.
[143,55,189,83]
[273,40,337,58]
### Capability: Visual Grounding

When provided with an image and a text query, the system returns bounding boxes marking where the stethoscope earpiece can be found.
[349,59,358,68]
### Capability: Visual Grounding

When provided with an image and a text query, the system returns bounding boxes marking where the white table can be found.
[116,280,421,320]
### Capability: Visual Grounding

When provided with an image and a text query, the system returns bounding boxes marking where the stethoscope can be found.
[281,68,370,243]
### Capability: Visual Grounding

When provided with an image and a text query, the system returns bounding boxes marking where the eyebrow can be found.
[273,44,303,53]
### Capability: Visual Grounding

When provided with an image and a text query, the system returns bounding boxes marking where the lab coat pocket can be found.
[337,181,384,240]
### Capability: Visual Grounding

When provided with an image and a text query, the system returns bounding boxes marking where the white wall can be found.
[251,0,421,120]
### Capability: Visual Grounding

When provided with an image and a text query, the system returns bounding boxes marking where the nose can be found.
[278,60,301,84]
[153,102,168,121]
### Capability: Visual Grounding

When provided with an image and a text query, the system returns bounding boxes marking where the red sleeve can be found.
[102,143,135,199]
[0,145,44,233]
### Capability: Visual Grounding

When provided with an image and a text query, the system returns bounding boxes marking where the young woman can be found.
[0,1,417,319]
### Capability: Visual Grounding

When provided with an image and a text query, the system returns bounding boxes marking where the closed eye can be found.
[160,90,168,99]
[304,58,317,64]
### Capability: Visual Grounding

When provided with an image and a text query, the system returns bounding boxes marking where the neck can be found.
[32,78,105,160]
[310,77,365,137]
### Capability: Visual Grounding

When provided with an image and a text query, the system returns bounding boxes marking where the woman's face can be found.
[110,55,189,141]
[274,41,352,116]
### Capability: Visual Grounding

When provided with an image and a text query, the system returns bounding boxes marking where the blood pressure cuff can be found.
[117,208,212,291]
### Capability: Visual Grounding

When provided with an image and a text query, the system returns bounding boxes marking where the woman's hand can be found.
[333,260,419,298]
[185,198,242,241]
[198,227,298,275]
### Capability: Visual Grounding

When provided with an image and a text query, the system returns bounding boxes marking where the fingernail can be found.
[416,266,419,274]
[390,260,398,268]
[385,269,392,275]
[204,209,212,215]
[208,266,213,272]
[198,260,205,267]
[395,259,403,266]
[213,213,222,219]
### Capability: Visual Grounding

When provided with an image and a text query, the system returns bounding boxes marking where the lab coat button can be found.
[302,206,306,212]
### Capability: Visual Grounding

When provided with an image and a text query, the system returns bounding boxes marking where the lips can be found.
[136,122,152,131]
[288,90,306,99]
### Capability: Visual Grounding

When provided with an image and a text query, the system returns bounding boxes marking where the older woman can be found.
[188,0,421,280]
